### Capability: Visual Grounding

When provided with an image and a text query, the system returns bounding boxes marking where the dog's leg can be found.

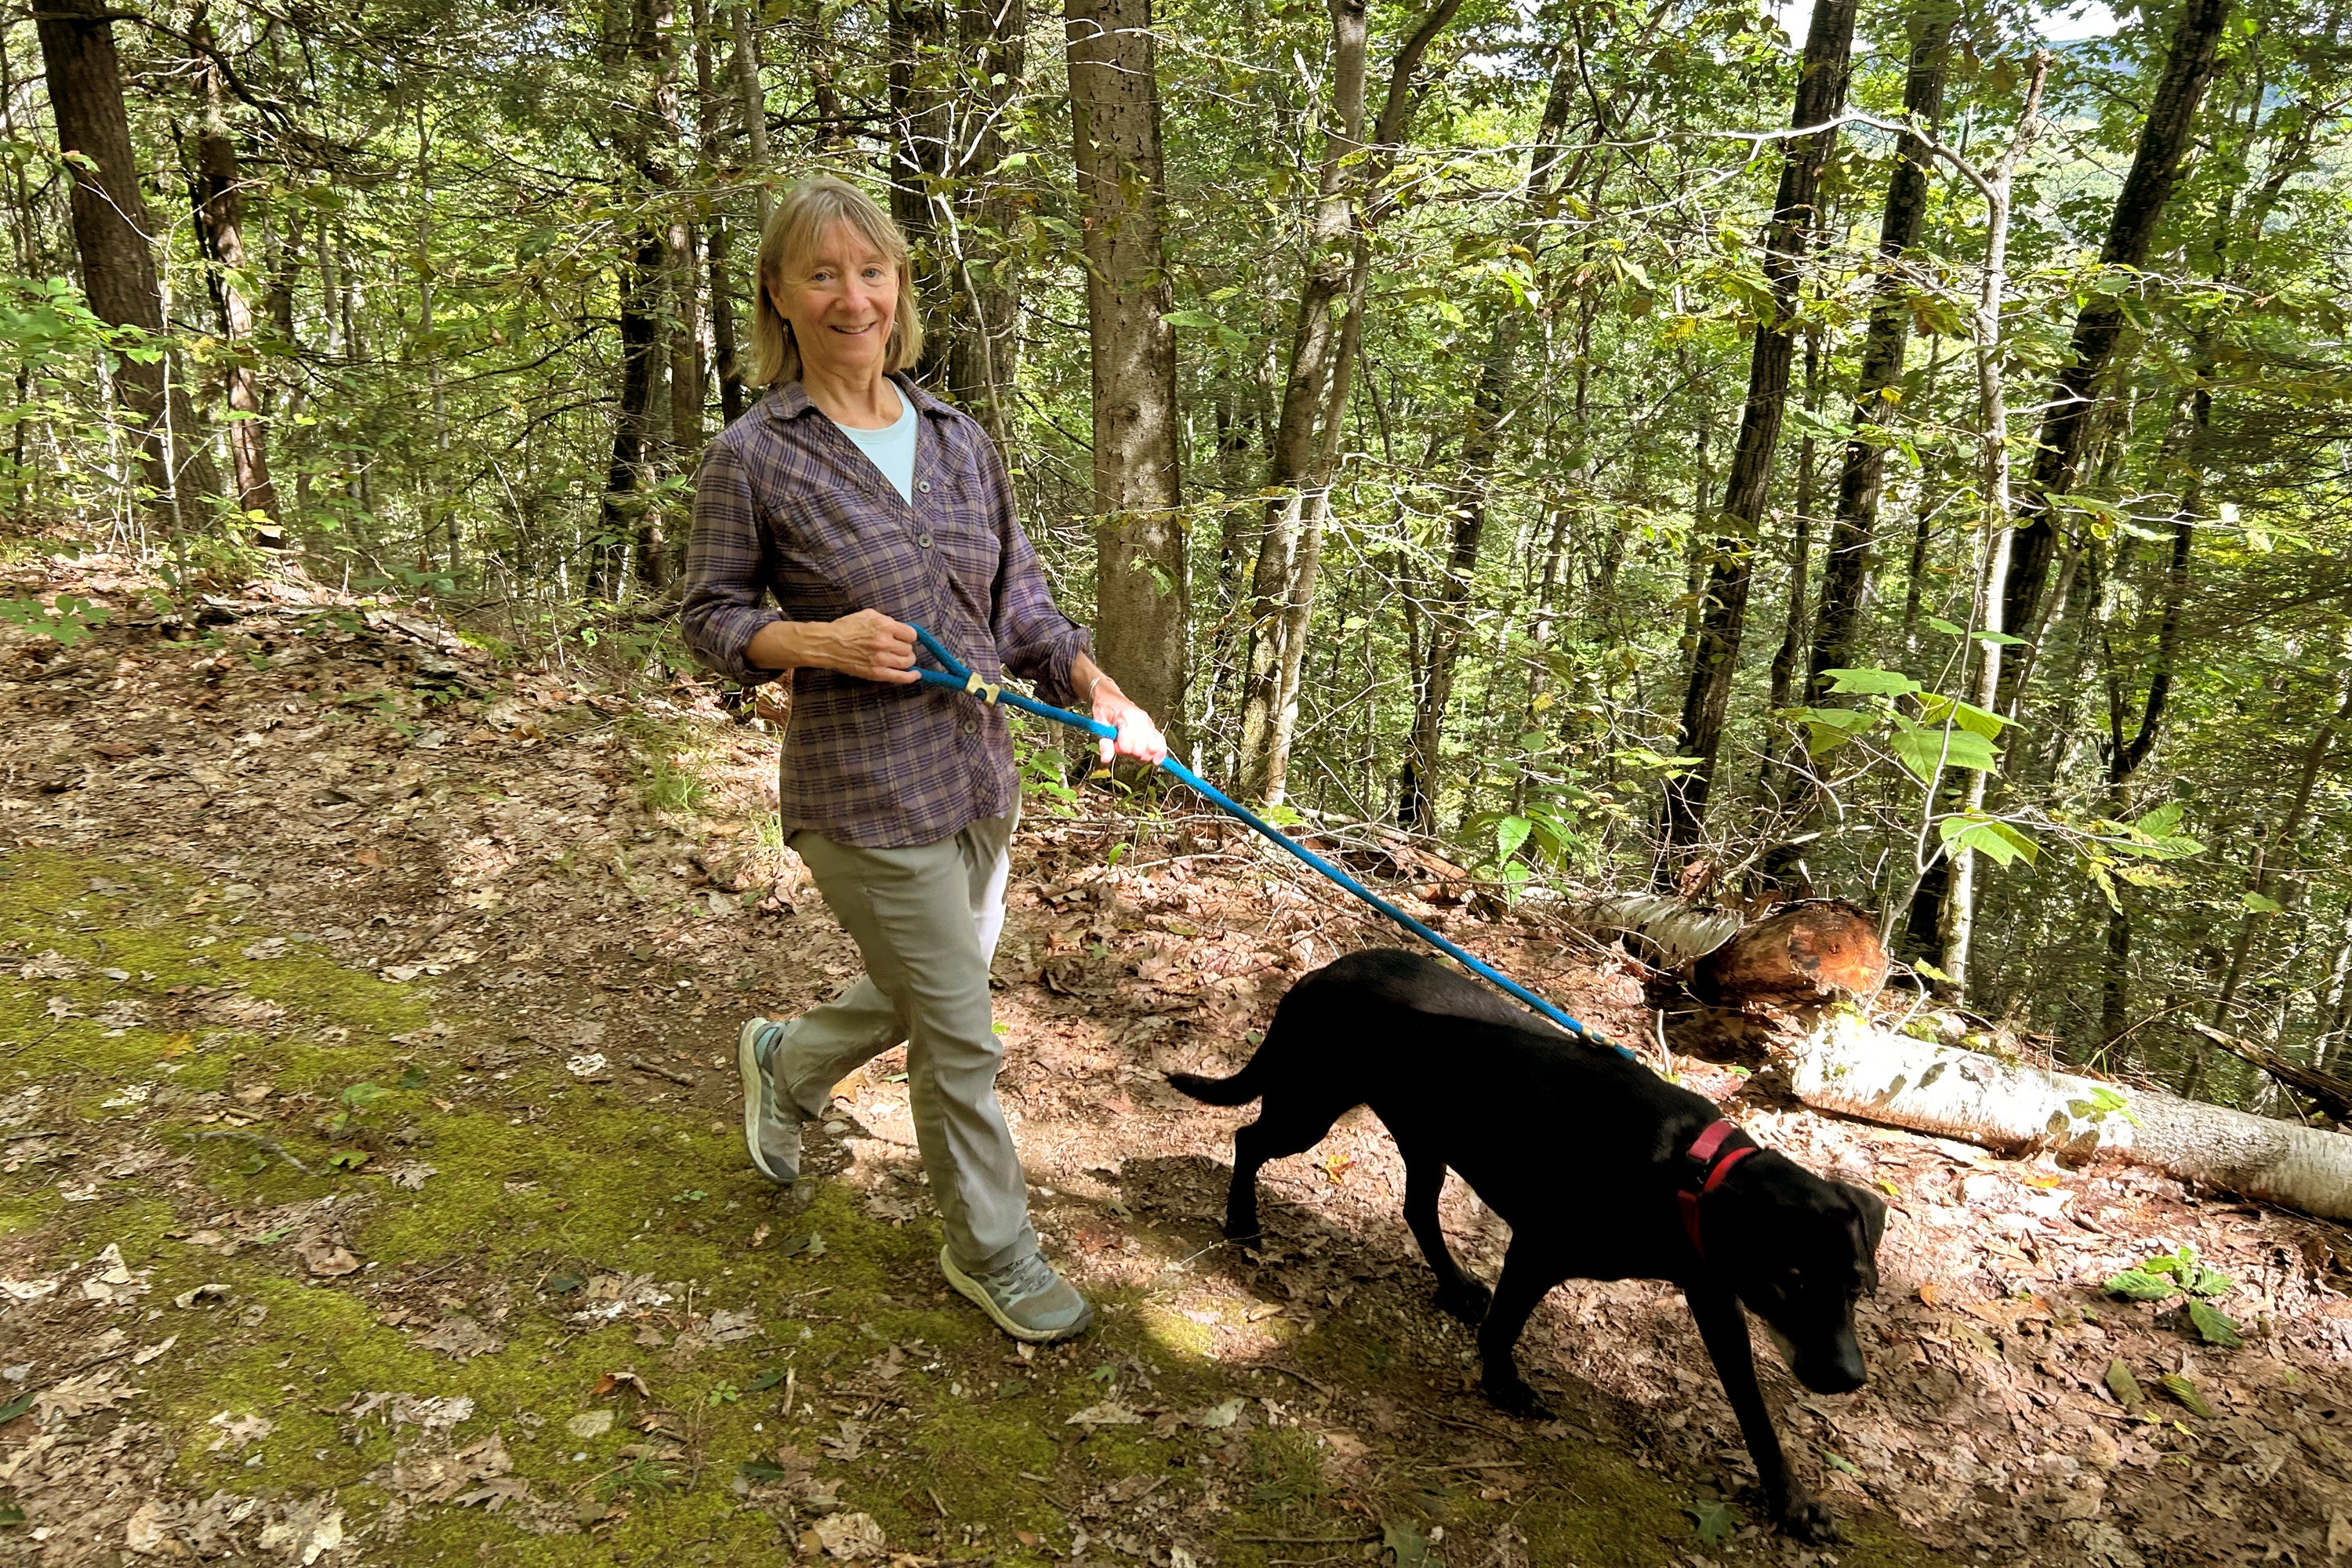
[1477,1241,1565,1418]
[1402,1155,1490,1323]
[1685,1285,1837,1544]
[1224,1101,1348,1241]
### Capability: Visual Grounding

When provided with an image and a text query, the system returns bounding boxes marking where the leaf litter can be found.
[4,564,2352,1564]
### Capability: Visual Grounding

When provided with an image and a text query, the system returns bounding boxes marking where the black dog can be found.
[1169,949,1885,1542]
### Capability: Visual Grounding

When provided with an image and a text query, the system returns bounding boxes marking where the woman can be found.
[680,176,1166,1344]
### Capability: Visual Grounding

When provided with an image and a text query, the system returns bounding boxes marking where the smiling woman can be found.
[677,172,1169,1349]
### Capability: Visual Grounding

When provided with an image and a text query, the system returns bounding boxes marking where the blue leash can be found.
[902,625,1632,1060]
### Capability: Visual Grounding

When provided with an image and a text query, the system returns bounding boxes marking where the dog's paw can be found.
[1482,1375,1553,1420]
[1773,1493,1840,1545]
[1433,1281,1492,1324]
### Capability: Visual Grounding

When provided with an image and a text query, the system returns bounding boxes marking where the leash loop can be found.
[897,622,1630,1059]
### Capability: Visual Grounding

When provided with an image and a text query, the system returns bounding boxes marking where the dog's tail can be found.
[1166,1058,1264,1106]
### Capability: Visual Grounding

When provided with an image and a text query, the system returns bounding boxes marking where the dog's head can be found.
[1709,1156,1886,1396]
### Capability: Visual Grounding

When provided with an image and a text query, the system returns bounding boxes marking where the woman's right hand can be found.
[818,609,920,683]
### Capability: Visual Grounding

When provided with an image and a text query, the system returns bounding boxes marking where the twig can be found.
[1248,1363,1335,1397]
[1221,1532,1381,1545]
[180,1129,315,1175]
[626,1056,699,1087]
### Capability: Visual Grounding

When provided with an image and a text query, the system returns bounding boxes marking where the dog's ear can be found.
[1836,1181,1889,1259]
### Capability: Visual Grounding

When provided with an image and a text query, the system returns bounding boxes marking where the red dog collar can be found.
[1678,1119,1757,1261]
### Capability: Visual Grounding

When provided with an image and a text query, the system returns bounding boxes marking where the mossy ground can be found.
[0,839,1955,1566]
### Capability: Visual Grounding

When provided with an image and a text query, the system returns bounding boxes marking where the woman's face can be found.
[772,223,898,383]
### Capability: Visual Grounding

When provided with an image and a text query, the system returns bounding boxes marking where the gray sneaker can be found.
[940,1246,1094,1343]
[735,1017,802,1185]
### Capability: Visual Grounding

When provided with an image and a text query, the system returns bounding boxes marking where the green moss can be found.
[1,847,1949,1566]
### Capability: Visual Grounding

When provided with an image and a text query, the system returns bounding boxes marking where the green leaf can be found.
[2103,1268,2180,1301]
[1383,1521,1436,1568]
[1494,815,1534,865]
[1912,959,1953,982]
[325,1149,369,1171]
[2103,1359,2143,1408]
[707,1382,741,1405]
[340,1081,394,1109]
[2242,891,2282,913]
[1915,692,2009,738]
[746,1367,788,1392]
[1686,1498,1737,1544]
[2187,1299,2244,1348]
[1824,666,1922,696]
[546,1273,586,1295]
[0,1390,34,1424]
[2158,1371,2214,1418]
[1936,814,2039,868]
[739,1459,789,1483]
[397,1065,428,1090]
[1889,726,1998,783]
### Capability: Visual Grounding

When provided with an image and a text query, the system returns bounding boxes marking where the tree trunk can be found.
[1657,0,1860,871]
[187,27,281,541]
[731,5,773,232]
[946,0,1029,436]
[1786,1013,2352,1223]
[1936,57,2049,997]
[888,0,952,379]
[1397,54,1573,832]
[1805,0,1954,701]
[35,0,221,526]
[2212,661,2352,1026]
[1238,0,1463,804]
[1067,0,1186,743]
[1994,0,2231,714]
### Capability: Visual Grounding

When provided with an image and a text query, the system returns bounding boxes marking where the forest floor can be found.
[2,556,2351,1568]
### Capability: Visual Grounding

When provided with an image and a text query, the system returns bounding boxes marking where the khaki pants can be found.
[779,810,1035,1273]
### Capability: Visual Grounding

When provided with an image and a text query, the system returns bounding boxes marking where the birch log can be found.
[1790,1011,2352,1221]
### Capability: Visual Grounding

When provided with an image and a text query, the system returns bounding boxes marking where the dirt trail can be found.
[2,561,2349,1568]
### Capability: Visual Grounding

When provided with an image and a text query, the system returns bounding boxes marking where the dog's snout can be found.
[1795,1335,1867,1395]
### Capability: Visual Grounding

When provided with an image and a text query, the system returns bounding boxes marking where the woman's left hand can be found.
[1091,679,1167,768]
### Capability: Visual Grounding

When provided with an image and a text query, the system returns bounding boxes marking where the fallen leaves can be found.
[415,1315,504,1363]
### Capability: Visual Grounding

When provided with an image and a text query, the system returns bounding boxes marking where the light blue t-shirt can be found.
[829,391,918,506]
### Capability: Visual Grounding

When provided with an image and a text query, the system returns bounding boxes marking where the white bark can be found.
[1789,1011,2352,1221]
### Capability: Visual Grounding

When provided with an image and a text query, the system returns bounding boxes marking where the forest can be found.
[5,0,2352,1562]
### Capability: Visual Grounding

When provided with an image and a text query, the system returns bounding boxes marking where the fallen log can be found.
[2185,1018,2352,1123]
[1788,1011,2352,1223]
[1558,893,1744,967]
[1690,898,1888,1007]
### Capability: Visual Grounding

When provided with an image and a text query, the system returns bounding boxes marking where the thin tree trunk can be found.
[888,0,952,379]
[1934,57,2049,996]
[2213,662,2352,1026]
[1805,0,1954,700]
[35,0,221,526]
[1657,0,1860,873]
[187,25,281,541]
[947,0,1029,437]
[1994,0,2231,714]
[1068,0,1186,742]
[1396,54,1574,832]
[1238,0,1465,804]
[731,5,773,232]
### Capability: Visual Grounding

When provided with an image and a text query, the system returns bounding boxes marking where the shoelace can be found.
[976,1252,1058,1301]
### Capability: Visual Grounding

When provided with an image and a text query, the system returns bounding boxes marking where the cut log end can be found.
[1690,898,1889,1007]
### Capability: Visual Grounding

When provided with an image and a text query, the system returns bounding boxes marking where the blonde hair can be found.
[750,176,924,388]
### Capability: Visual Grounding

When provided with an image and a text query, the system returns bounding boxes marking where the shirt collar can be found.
[765,372,952,425]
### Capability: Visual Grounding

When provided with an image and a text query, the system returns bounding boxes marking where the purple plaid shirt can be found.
[680,374,1092,848]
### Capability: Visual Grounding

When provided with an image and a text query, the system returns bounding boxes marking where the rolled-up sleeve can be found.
[982,437,1091,708]
[679,440,783,688]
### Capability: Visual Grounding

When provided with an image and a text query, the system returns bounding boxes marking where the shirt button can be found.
[918,532,934,549]
[961,719,978,736]
[917,480,932,495]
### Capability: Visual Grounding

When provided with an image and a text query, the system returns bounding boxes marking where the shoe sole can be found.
[939,1247,1094,1344]
[737,1018,792,1185]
